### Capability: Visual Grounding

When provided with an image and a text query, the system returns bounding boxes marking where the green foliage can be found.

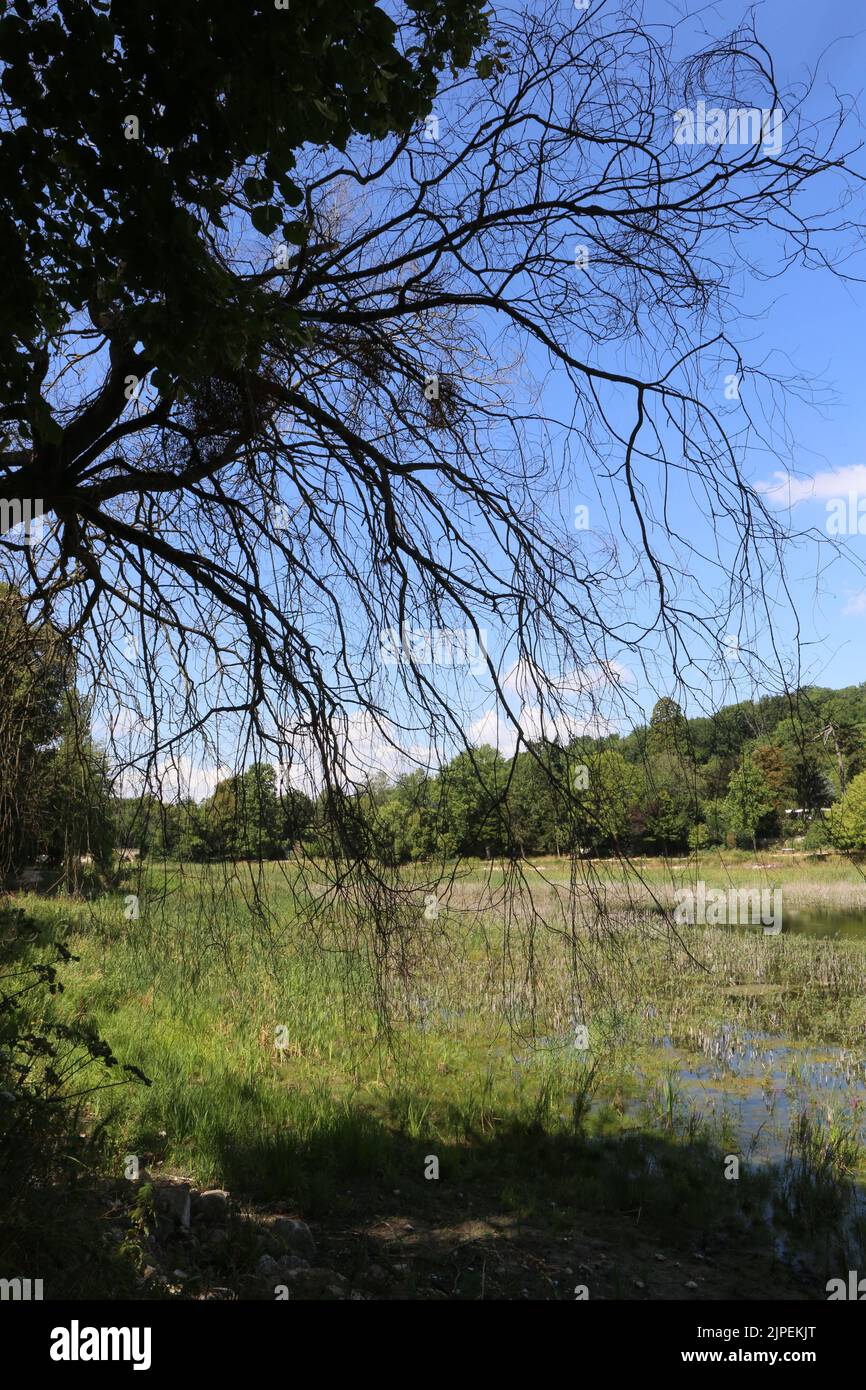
[647,697,687,756]
[147,763,316,863]
[0,0,489,398]
[173,762,291,861]
[700,798,727,846]
[631,741,698,854]
[0,585,113,878]
[0,905,150,1203]
[688,822,710,852]
[572,748,639,853]
[801,814,830,850]
[34,694,115,872]
[724,754,778,845]
[369,771,438,866]
[114,683,866,863]
[435,745,508,858]
[829,770,866,851]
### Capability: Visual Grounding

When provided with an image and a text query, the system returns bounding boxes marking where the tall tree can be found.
[0,2,860,978]
[724,754,777,845]
[0,585,110,877]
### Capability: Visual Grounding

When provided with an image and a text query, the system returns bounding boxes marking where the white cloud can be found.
[334,710,424,783]
[468,705,619,756]
[756,465,866,507]
[93,707,154,744]
[468,657,631,755]
[149,757,232,803]
[112,756,230,803]
[114,758,227,803]
[500,657,633,700]
[841,590,866,617]
[112,656,635,800]
[273,711,432,790]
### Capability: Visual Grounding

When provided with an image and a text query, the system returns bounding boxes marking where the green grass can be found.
[5,856,866,1296]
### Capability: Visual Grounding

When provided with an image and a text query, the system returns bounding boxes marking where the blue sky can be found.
[510,0,866,730]
[359,0,866,759]
[32,0,866,795]
[665,0,866,698]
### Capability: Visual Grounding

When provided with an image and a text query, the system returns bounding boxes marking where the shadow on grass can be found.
[4,1070,864,1300]
[171,1078,866,1300]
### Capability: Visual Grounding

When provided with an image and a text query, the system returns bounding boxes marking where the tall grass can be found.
[5,857,866,1288]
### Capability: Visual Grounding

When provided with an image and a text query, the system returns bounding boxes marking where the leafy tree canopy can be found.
[0,0,490,396]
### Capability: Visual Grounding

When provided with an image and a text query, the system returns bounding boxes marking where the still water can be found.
[785,908,866,940]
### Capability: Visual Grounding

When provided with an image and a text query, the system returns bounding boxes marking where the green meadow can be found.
[4,851,866,1298]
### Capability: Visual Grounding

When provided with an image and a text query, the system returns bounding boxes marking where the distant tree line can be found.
[113,686,866,863]
[114,765,314,864]
[5,578,865,872]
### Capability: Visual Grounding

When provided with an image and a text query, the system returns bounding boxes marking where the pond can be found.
[784,908,866,940]
[648,1030,866,1168]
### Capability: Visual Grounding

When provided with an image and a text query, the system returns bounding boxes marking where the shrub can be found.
[0,904,150,1212]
